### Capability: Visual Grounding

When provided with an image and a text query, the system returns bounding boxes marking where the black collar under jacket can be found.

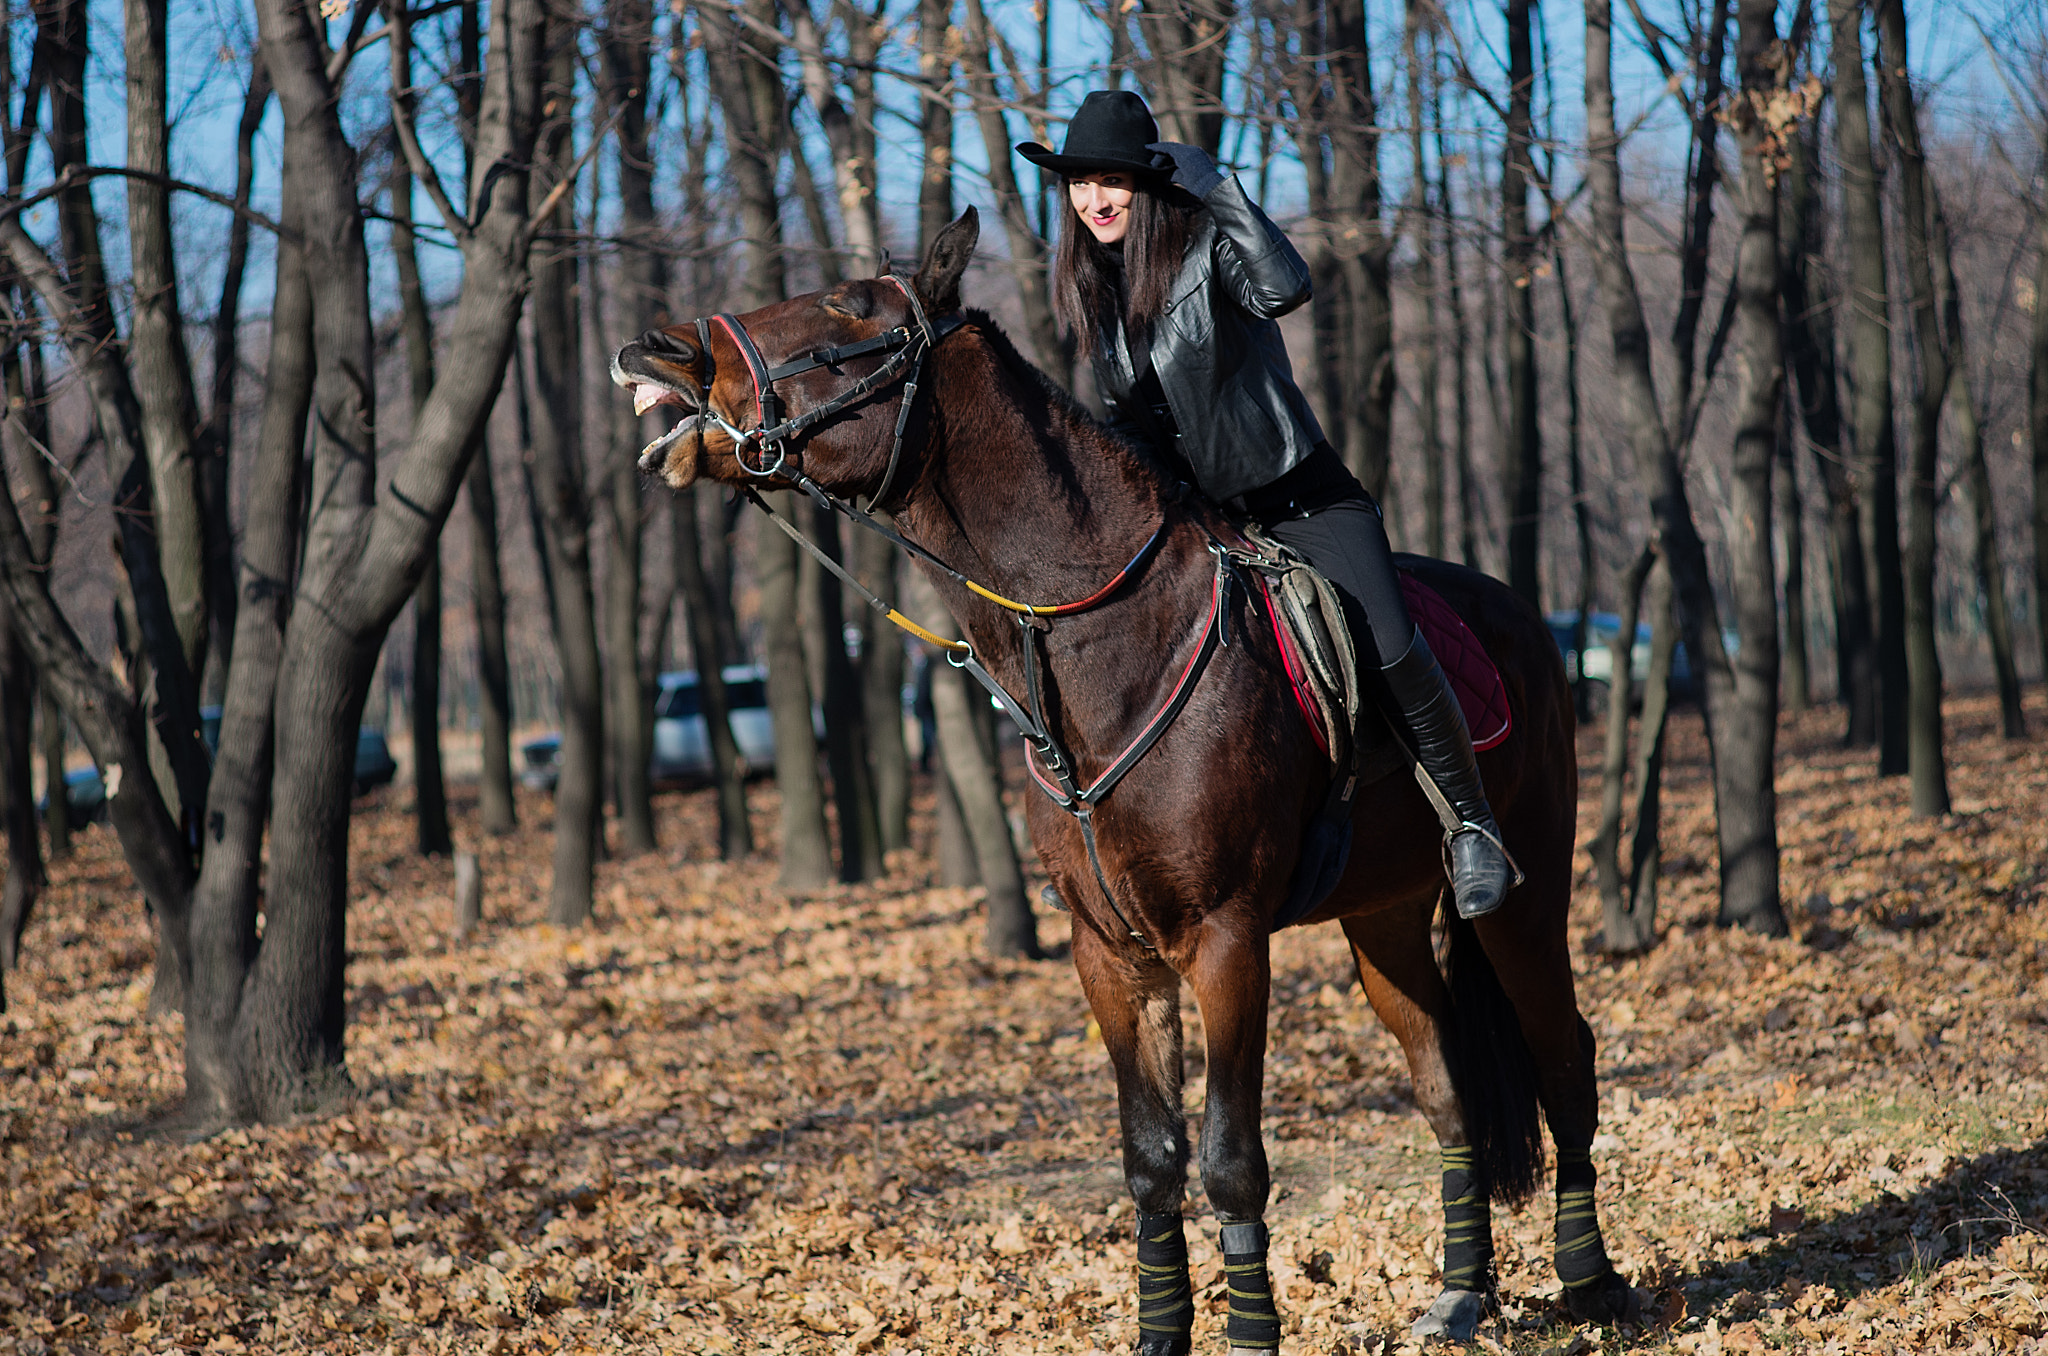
[1091,175,1328,505]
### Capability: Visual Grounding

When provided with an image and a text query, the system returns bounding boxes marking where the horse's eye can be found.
[822,286,873,320]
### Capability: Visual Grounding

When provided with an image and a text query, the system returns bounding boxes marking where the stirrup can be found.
[1440,819,1526,890]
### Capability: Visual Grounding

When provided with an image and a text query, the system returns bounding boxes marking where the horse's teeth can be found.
[632,383,663,416]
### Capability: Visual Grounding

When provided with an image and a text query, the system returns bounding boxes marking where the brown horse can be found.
[612,211,1636,1350]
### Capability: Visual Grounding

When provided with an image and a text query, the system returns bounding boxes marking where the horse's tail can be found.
[1441,900,1547,1207]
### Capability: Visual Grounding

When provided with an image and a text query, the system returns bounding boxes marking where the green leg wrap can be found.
[1554,1147,1615,1290]
[1440,1145,1496,1293]
[1219,1220,1281,1351]
[1134,1211,1194,1353]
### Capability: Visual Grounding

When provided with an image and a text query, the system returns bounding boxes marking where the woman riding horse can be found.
[1016,90,1516,923]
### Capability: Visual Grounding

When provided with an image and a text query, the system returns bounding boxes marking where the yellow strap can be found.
[883,608,969,653]
[963,578,1045,616]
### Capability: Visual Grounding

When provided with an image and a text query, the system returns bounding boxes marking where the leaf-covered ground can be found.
[4,692,2046,1354]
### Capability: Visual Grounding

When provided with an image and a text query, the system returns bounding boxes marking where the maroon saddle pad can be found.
[1399,576,1511,751]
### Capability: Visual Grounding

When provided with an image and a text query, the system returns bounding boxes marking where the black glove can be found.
[1145,140,1225,199]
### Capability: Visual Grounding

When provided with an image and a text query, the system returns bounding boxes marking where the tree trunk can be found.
[1778,108,1875,739]
[1594,546,1669,955]
[4,305,70,863]
[197,56,272,696]
[1667,0,1729,438]
[1437,104,1479,569]
[391,88,453,859]
[1583,0,1781,937]
[601,0,663,856]
[671,485,753,859]
[124,0,210,690]
[1778,398,1810,714]
[1406,0,1444,558]
[916,0,955,256]
[856,526,909,854]
[1135,0,1232,155]
[527,181,606,923]
[467,428,517,834]
[705,0,834,885]
[14,0,212,839]
[1928,194,2022,738]
[1830,0,1908,774]
[1872,0,1948,817]
[0,598,41,981]
[1500,0,1540,604]
[913,579,1037,958]
[1328,0,1395,505]
[758,493,834,891]
[959,0,1068,386]
[180,244,312,1126]
[2034,165,2048,692]
[1715,0,1785,930]
[807,501,881,882]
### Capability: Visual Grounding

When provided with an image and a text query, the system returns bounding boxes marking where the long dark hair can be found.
[1051,179,1202,362]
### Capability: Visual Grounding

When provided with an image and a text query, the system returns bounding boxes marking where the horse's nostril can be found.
[641,328,693,358]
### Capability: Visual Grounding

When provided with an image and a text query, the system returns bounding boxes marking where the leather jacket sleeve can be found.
[1202,176,1313,320]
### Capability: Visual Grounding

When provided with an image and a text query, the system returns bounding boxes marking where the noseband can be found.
[689,273,962,510]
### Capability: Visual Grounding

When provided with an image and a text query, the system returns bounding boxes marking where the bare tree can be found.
[1830,0,1909,773]
[391,3,453,859]
[1872,0,1949,815]
[705,0,834,890]
[960,0,1068,385]
[1778,91,1878,741]
[1581,0,1783,937]
[1500,0,1541,604]
[526,24,608,919]
[1716,0,1787,928]
[602,0,664,855]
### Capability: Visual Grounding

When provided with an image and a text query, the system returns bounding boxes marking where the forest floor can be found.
[3,690,2047,1355]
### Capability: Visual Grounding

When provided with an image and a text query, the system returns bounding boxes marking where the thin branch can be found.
[520,104,628,252]
[388,1,472,241]
[0,164,295,242]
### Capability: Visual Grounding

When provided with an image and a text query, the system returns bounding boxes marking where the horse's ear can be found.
[912,207,978,314]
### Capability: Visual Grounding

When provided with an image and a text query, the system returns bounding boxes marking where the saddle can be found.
[1226,527,1512,928]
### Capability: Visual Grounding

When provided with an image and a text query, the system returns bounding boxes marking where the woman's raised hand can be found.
[1144,141,1225,199]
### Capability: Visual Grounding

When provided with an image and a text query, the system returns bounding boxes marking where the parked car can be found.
[199,704,398,796]
[37,766,107,823]
[520,664,778,792]
[1545,610,1700,712]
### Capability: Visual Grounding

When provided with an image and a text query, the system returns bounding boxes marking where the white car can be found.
[650,664,776,784]
[519,664,777,790]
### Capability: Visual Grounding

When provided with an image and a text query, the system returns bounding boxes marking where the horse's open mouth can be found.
[610,345,721,470]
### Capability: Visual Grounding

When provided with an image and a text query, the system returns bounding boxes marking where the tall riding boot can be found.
[1380,626,1518,919]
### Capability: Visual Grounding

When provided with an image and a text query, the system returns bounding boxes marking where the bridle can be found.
[682,272,962,510]
[671,270,1244,954]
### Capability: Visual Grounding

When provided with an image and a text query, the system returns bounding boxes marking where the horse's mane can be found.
[959,307,1181,486]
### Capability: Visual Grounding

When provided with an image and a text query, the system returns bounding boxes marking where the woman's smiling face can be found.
[1070,172,1136,244]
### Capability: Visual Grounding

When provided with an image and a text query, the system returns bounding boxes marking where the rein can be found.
[692,275,1238,952]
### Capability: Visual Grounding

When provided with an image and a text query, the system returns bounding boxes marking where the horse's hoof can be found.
[1410,1288,1489,1343]
[1561,1269,1642,1325]
[1136,1338,1190,1356]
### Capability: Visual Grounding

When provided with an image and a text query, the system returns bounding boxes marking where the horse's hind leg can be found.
[1472,869,1636,1323]
[1338,901,1497,1343]
[1072,927,1196,1356]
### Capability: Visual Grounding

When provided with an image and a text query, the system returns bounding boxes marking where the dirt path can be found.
[3,693,2044,1353]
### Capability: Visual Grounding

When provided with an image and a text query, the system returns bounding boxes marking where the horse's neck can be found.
[895,340,1220,754]
[902,344,1168,610]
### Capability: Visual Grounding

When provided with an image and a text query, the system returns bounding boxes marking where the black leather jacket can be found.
[1092,176,1327,505]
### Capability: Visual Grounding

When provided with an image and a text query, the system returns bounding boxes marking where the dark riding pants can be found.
[1261,495,1414,669]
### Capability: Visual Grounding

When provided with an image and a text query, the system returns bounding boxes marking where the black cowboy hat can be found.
[1015,89,1173,179]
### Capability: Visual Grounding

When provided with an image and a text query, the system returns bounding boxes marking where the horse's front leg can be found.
[1186,922,1280,1355]
[1073,925,1196,1356]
